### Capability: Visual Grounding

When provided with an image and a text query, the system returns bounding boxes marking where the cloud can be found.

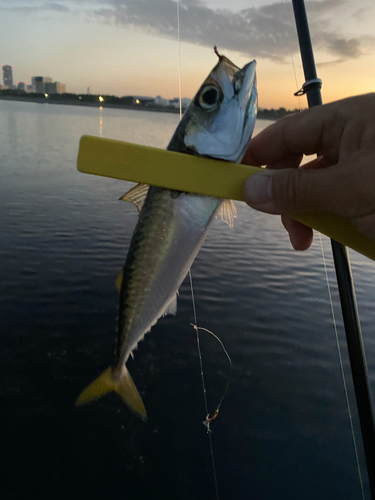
[325,36,361,58]
[93,0,296,61]
[305,0,345,13]
[49,3,69,11]
[90,0,373,62]
[1,0,373,62]
[316,58,346,67]
[0,1,70,13]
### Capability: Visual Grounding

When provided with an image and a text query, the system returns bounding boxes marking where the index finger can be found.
[243,101,340,166]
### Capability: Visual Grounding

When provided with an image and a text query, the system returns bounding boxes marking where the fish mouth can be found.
[237,60,257,109]
[225,58,258,162]
[214,54,257,107]
[238,60,258,160]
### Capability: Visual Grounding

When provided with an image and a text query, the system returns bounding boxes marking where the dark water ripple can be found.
[1,101,375,499]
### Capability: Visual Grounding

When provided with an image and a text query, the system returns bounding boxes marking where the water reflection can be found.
[99,106,103,137]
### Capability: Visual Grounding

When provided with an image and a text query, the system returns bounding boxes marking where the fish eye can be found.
[197,84,221,110]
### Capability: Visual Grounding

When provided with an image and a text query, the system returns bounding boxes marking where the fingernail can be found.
[243,173,273,207]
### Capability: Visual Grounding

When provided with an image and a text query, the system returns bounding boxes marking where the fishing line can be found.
[176,0,182,119]
[191,325,233,414]
[188,271,209,417]
[318,234,365,499]
[176,4,222,500]
[188,270,219,500]
[281,0,302,111]
[289,49,302,111]
[285,18,365,494]
[191,10,215,49]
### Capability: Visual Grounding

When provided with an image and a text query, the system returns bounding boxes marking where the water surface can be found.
[1,101,375,499]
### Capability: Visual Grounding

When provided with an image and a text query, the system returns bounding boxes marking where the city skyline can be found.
[1,65,66,94]
[1,0,375,109]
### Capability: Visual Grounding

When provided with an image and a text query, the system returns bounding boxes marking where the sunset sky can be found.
[1,0,375,109]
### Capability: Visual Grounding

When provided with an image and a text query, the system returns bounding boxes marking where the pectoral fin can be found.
[219,199,237,228]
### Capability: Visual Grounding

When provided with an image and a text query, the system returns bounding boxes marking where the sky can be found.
[1,0,375,109]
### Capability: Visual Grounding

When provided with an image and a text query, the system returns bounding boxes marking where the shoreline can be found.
[0,95,182,114]
[0,95,285,120]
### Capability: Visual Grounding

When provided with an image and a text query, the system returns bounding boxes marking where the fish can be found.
[76,49,258,420]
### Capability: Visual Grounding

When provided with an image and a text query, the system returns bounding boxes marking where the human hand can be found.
[242,94,375,250]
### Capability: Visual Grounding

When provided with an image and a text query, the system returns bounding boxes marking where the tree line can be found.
[0,88,302,118]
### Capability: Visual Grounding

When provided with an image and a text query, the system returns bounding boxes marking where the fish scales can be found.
[117,186,221,365]
[76,49,258,420]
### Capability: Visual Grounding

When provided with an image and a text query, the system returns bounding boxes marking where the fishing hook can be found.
[214,46,222,60]
[203,408,219,433]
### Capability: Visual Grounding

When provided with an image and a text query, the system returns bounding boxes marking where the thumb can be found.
[243,165,347,216]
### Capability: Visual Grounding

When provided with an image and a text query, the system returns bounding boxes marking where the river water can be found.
[1,100,375,499]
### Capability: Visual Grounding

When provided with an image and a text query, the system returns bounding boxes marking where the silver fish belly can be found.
[116,187,221,366]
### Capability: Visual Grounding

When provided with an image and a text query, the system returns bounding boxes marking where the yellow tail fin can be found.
[76,367,147,421]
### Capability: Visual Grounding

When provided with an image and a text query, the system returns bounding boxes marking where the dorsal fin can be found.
[119,183,149,212]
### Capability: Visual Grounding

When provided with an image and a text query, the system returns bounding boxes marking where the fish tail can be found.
[75,367,147,421]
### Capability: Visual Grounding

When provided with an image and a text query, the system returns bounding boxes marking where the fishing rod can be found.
[291,0,375,497]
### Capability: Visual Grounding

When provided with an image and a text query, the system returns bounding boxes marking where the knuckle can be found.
[275,169,309,213]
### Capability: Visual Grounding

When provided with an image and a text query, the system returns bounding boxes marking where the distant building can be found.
[154,95,169,106]
[55,82,66,93]
[34,77,43,93]
[45,82,57,94]
[26,84,34,93]
[34,76,52,93]
[43,81,66,94]
[169,97,191,109]
[17,82,26,91]
[2,65,13,88]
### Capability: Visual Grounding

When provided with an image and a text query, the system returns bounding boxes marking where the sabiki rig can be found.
[76,48,258,420]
